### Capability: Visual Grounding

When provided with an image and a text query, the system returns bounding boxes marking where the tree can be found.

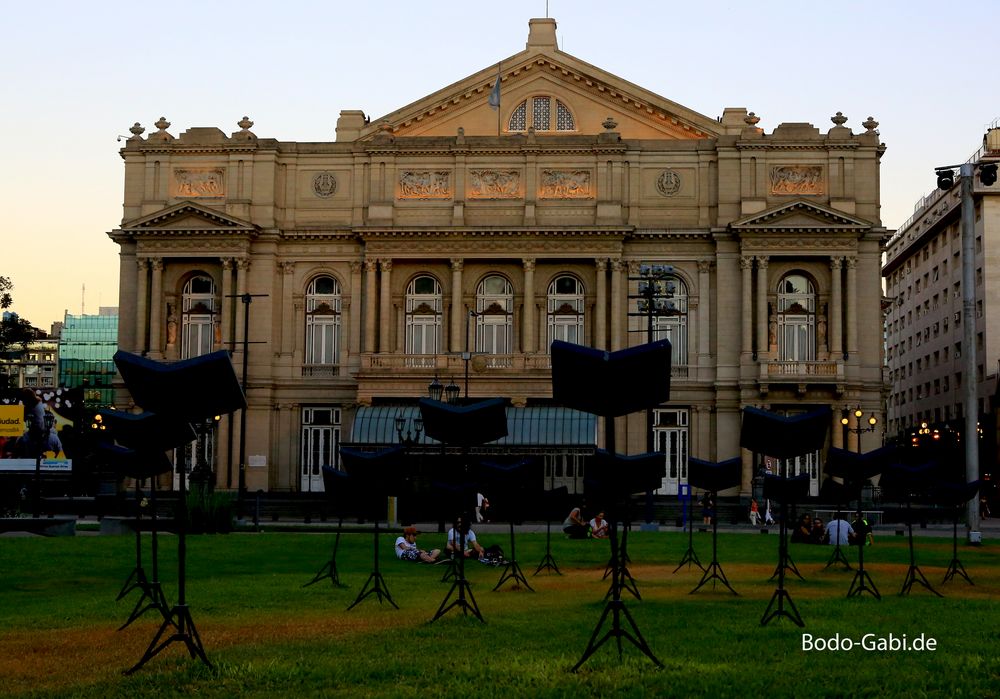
[0,276,39,390]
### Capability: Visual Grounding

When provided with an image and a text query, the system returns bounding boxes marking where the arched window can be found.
[405,275,442,355]
[777,274,815,361]
[476,275,513,355]
[507,96,576,132]
[305,275,342,365]
[632,272,688,365]
[547,275,585,350]
[181,275,216,359]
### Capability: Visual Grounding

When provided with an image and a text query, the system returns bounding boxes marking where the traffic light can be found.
[980,163,998,187]
[936,168,955,190]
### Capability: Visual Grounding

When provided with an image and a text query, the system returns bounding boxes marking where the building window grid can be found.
[305,276,342,365]
[547,275,585,349]
[405,276,443,355]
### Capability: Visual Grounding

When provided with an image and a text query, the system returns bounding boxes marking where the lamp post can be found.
[841,406,879,599]
[32,409,56,518]
[933,159,995,541]
[627,264,675,523]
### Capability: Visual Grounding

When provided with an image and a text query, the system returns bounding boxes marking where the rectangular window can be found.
[300,407,341,492]
[653,409,689,495]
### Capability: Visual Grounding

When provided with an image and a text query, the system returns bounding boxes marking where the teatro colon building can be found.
[109,18,889,499]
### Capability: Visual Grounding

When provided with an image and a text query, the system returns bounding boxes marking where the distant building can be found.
[58,310,119,407]
[0,338,58,389]
[882,125,1000,438]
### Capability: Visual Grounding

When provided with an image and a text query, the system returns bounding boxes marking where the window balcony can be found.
[301,364,340,378]
[359,353,690,380]
[759,359,844,395]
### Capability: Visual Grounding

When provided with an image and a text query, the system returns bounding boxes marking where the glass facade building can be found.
[58,311,119,407]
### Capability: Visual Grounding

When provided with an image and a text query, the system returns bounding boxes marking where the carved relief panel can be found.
[468,169,521,199]
[539,169,592,199]
[642,168,695,199]
[397,171,452,199]
[769,166,825,196]
[172,168,225,197]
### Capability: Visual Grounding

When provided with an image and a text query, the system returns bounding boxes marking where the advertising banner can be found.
[0,405,22,438]
[0,388,79,472]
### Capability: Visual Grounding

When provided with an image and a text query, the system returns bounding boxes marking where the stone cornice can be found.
[356,227,631,239]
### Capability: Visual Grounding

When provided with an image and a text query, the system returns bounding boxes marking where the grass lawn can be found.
[0,528,997,698]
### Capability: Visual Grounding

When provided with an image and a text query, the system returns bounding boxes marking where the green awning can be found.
[350,405,596,448]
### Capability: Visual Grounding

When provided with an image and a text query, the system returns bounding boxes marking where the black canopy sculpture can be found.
[339,446,406,610]
[936,480,981,585]
[112,350,246,675]
[552,338,671,672]
[817,469,854,571]
[479,459,535,592]
[687,457,742,596]
[95,440,175,630]
[533,486,570,576]
[96,409,194,632]
[825,445,892,600]
[303,466,355,589]
[879,462,943,597]
[739,406,830,627]
[673,481,705,575]
[419,397,508,624]
[585,449,665,601]
[760,473,811,627]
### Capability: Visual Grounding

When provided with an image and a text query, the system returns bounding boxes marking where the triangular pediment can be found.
[121,202,258,234]
[731,201,874,232]
[357,19,722,142]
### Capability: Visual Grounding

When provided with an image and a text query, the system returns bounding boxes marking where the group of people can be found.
[791,512,874,546]
[562,505,609,539]
[393,517,501,564]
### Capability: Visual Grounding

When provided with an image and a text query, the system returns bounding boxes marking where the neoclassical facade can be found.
[109,18,889,496]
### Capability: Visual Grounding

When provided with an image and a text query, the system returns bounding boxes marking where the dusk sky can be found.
[3,0,997,328]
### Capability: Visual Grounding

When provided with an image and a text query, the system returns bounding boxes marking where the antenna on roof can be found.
[81,283,85,315]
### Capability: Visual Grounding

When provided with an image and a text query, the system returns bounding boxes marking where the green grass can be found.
[0,530,997,698]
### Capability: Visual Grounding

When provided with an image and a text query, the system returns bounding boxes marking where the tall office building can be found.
[58,309,119,408]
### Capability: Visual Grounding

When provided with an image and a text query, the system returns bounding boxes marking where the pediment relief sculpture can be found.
[769,166,824,196]
[469,169,521,199]
[173,168,226,198]
[539,170,592,199]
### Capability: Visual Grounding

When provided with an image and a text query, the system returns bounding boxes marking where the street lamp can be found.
[841,406,880,599]
[933,159,995,541]
[627,263,676,523]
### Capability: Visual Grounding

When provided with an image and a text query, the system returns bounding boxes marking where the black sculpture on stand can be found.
[759,473,810,627]
[938,480,980,585]
[480,459,535,592]
[880,462,943,597]
[739,406,831,627]
[825,445,890,600]
[303,466,354,589]
[551,339,671,671]
[112,350,246,675]
[533,486,569,576]
[687,457,741,595]
[96,440,175,630]
[672,482,705,575]
[339,446,406,610]
[586,451,664,603]
[419,397,508,623]
[817,472,853,571]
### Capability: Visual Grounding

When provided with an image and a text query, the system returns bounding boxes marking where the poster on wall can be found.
[0,388,80,472]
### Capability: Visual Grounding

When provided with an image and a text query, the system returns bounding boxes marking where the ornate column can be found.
[740,256,753,355]
[594,258,607,350]
[846,256,858,357]
[610,258,624,351]
[221,257,234,348]
[450,259,464,352]
[698,259,712,362]
[378,258,392,353]
[829,256,843,357]
[364,259,378,352]
[756,256,769,357]
[135,257,149,354]
[522,258,536,353]
[349,261,363,355]
[148,258,163,358]
[280,262,295,356]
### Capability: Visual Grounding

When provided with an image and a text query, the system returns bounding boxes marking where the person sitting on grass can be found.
[589,512,609,539]
[790,514,813,543]
[810,517,826,545]
[395,526,441,563]
[446,516,486,559]
[563,504,589,539]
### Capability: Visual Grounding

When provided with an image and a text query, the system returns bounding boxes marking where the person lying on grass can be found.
[395,526,441,563]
